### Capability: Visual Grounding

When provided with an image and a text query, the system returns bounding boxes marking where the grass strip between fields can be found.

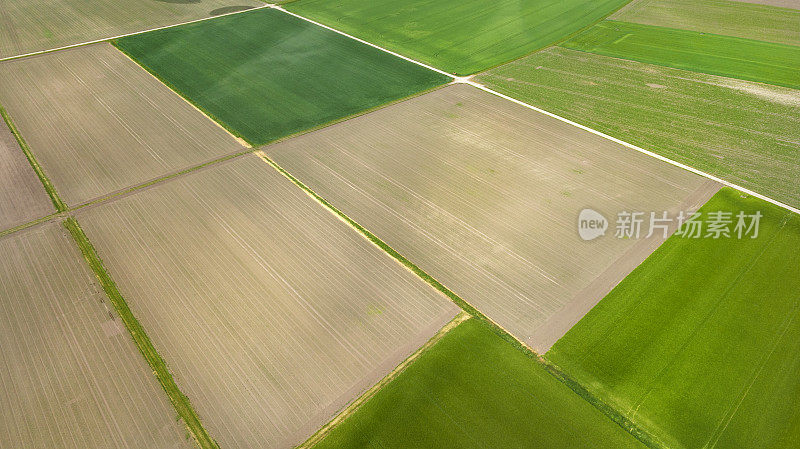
[298,311,472,449]
[0,104,67,212]
[253,150,664,449]
[63,217,219,449]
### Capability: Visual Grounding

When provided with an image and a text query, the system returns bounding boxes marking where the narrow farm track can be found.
[0,109,54,229]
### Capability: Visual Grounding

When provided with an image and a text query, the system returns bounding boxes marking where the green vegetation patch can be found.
[286,0,631,75]
[114,8,449,146]
[312,318,646,449]
[476,47,800,208]
[0,105,66,212]
[547,188,800,449]
[563,20,800,88]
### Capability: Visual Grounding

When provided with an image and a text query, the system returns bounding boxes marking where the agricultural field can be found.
[74,155,460,448]
[562,20,800,89]
[114,8,450,146]
[266,83,720,352]
[547,188,800,449]
[0,119,53,231]
[0,222,191,448]
[477,46,800,209]
[0,1,798,448]
[312,318,645,449]
[0,43,245,206]
[286,0,631,75]
[611,0,800,45]
[0,0,264,59]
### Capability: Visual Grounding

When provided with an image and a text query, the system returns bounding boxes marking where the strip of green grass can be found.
[64,217,219,449]
[286,0,631,75]
[476,47,800,209]
[0,104,66,212]
[113,8,449,147]
[547,187,800,449]
[311,318,647,448]
[563,20,800,88]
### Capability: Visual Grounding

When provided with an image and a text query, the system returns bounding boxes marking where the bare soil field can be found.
[611,0,800,46]
[0,0,263,59]
[265,84,720,352]
[0,121,53,231]
[0,43,245,206]
[0,222,191,449]
[75,155,459,448]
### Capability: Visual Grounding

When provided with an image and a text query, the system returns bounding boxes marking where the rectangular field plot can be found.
[563,20,800,89]
[0,222,191,449]
[313,318,645,449]
[265,84,719,352]
[75,156,459,448]
[611,0,800,46]
[114,8,450,147]
[287,0,630,75]
[547,188,800,449]
[477,47,800,209]
[0,43,245,206]
[0,0,263,59]
[0,119,53,231]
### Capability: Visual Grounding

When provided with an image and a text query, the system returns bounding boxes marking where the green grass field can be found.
[286,0,630,75]
[547,188,800,449]
[312,318,645,449]
[476,47,800,209]
[562,20,800,89]
[114,8,449,146]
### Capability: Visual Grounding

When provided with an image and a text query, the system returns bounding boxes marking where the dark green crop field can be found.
[547,188,800,449]
[286,0,630,75]
[477,47,800,209]
[114,8,449,146]
[563,20,800,89]
[313,318,645,449]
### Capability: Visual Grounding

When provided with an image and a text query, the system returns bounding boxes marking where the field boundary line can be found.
[253,150,664,449]
[270,5,800,216]
[63,217,220,449]
[0,104,67,212]
[114,48,252,148]
[464,81,800,215]
[0,4,272,63]
[269,5,456,80]
[0,212,60,239]
[0,83,452,240]
[296,311,472,449]
[472,0,636,74]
